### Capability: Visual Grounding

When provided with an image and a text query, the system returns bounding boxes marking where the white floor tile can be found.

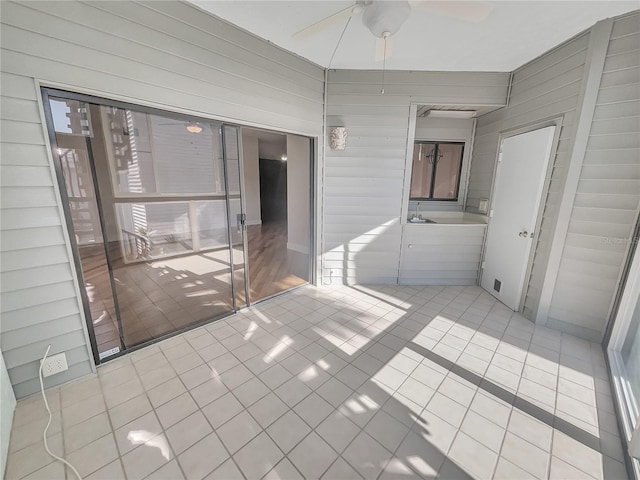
[266,410,311,454]
[288,432,337,479]
[6,285,627,480]
[233,432,284,480]
[177,432,228,480]
[216,410,262,454]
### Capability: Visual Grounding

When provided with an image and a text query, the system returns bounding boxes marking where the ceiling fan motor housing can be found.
[362,1,411,37]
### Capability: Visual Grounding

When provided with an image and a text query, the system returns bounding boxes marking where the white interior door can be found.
[481,125,556,310]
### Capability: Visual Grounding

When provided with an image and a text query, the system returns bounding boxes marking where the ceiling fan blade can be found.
[293,3,359,38]
[411,1,494,23]
[375,35,393,62]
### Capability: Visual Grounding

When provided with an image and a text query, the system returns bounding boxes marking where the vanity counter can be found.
[407,212,488,225]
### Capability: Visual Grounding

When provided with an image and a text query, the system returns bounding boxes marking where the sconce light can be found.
[329,127,348,151]
[186,122,203,134]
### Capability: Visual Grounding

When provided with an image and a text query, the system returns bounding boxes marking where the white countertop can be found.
[406,212,488,225]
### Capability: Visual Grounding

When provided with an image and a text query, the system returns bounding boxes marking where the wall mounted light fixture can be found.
[329,127,348,151]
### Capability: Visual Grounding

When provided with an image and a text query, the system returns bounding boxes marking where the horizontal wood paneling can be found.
[468,30,592,329]
[548,12,640,340]
[399,225,486,285]
[0,245,71,272]
[0,0,324,397]
[323,70,508,284]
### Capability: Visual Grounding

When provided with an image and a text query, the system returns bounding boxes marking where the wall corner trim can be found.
[535,18,615,325]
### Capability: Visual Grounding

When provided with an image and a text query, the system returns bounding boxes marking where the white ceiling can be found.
[192,1,637,71]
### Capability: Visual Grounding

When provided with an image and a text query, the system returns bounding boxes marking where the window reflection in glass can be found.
[433,144,463,199]
[47,95,237,353]
[116,203,193,262]
[102,107,224,196]
[409,142,464,201]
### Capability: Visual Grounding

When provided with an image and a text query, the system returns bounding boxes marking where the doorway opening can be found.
[43,89,248,363]
[240,128,312,303]
[42,88,314,364]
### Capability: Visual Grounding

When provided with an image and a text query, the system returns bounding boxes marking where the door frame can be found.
[39,83,320,365]
[41,87,246,364]
[479,116,563,312]
[237,127,316,305]
[606,229,640,479]
[235,130,252,308]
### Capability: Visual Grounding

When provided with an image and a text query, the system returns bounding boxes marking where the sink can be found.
[409,217,437,223]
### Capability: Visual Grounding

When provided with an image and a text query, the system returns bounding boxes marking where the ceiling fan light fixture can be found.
[186,122,203,134]
[362,0,411,37]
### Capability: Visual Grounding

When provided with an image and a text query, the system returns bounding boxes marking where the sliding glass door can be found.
[43,89,246,362]
[607,226,640,477]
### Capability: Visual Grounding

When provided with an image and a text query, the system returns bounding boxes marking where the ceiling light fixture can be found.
[186,122,203,133]
[427,110,477,119]
[361,1,411,38]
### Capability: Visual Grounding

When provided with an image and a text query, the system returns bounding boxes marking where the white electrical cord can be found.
[39,345,83,480]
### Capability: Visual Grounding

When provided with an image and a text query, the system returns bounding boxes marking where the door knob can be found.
[519,230,528,237]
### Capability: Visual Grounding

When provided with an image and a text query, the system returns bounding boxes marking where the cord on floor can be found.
[39,345,83,480]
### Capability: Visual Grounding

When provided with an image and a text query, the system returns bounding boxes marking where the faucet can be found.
[411,202,422,220]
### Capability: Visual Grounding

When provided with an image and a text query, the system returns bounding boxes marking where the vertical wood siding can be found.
[0,0,324,398]
[323,70,509,284]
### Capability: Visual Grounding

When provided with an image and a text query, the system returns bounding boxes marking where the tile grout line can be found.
[98,361,132,480]
[8,284,624,480]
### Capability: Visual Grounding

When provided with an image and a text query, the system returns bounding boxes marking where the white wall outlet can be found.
[41,352,68,377]
[478,198,489,214]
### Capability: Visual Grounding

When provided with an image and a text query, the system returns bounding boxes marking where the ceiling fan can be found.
[294,1,493,62]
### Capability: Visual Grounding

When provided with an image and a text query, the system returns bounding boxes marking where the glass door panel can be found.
[222,125,248,308]
[45,91,241,359]
[52,125,124,360]
[622,298,640,410]
[238,129,312,303]
[607,226,640,476]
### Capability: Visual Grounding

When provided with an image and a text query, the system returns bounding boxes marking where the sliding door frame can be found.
[40,85,320,365]
[235,130,252,308]
[41,87,247,364]
[605,215,640,479]
[42,89,103,366]
[237,128,315,305]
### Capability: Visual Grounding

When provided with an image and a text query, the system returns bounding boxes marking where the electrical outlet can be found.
[478,198,489,215]
[41,352,68,377]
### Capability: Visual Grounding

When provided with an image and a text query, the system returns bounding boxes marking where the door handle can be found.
[236,213,246,232]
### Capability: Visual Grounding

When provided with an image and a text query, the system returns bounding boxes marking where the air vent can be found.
[494,279,502,293]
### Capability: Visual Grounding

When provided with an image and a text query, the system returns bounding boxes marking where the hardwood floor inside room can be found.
[79,243,236,359]
[75,222,308,360]
[247,222,308,302]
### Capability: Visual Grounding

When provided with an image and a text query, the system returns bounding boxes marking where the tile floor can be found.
[5,285,628,480]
